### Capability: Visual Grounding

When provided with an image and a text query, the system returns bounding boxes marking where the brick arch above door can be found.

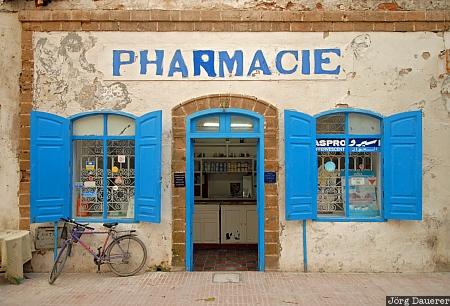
[171,94,280,270]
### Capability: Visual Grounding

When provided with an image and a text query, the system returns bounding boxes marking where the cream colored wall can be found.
[30,31,450,272]
[0,12,21,230]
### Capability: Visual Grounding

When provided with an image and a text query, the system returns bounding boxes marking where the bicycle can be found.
[49,217,147,284]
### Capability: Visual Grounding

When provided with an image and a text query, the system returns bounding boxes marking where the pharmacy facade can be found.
[17,10,450,272]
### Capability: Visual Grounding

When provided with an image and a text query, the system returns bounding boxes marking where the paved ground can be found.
[1,272,449,305]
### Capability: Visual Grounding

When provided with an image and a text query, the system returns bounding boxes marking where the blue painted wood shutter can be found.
[135,110,162,223]
[284,110,317,220]
[383,111,422,220]
[30,111,70,223]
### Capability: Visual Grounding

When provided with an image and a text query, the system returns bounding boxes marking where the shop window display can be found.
[316,113,381,218]
[73,114,136,219]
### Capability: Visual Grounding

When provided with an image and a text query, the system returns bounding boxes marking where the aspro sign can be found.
[108,48,345,81]
[316,139,381,152]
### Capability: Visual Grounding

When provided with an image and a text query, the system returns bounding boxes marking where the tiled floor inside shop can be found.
[194,244,258,271]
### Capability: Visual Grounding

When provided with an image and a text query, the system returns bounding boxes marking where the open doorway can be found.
[192,138,258,271]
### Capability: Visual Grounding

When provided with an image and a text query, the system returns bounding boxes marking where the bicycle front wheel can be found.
[49,242,71,284]
[106,235,147,277]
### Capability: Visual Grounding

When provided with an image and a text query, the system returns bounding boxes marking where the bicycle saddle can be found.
[103,222,118,228]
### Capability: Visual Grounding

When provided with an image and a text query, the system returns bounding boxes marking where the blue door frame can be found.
[185,108,265,271]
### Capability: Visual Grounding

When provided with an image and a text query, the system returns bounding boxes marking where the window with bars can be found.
[285,108,422,222]
[72,115,136,219]
[30,110,162,224]
[316,113,381,218]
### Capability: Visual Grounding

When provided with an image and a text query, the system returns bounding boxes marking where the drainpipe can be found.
[303,220,308,272]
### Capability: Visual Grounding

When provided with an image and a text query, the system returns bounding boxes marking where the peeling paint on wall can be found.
[34,33,132,115]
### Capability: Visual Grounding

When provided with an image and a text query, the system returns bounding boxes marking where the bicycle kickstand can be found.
[96,247,102,273]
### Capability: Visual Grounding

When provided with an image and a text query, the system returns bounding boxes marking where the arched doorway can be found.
[186,109,264,271]
[171,94,280,271]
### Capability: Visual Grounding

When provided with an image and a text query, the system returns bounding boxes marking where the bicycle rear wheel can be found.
[49,242,72,284]
[106,235,147,277]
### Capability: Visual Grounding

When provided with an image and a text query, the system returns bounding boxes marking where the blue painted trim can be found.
[344,113,349,217]
[190,132,261,139]
[68,110,137,120]
[102,114,108,220]
[383,110,422,220]
[314,107,383,119]
[303,221,307,272]
[69,122,73,219]
[30,111,71,223]
[73,136,135,140]
[284,110,317,220]
[314,217,386,222]
[190,108,262,134]
[185,135,193,271]
[257,135,265,271]
[54,222,58,260]
[74,217,136,223]
[189,108,264,123]
[72,136,104,140]
[185,108,265,272]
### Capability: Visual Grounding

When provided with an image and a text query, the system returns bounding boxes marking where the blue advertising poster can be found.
[316,138,380,152]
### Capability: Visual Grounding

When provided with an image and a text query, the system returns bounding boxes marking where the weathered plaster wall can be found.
[3,0,447,11]
[0,12,21,230]
[31,31,449,272]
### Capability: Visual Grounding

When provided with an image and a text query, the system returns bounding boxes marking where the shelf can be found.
[194,140,257,201]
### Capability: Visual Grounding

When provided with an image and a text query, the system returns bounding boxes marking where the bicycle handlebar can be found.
[60,217,95,230]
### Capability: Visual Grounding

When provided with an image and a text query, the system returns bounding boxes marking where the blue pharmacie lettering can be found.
[112,48,341,77]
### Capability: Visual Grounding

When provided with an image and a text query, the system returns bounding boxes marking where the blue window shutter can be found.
[383,111,422,220]
[135,110,162,223]
[284,110,317,220]
[30,111,70,223]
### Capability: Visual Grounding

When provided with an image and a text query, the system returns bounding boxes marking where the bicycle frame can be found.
[49,218,147,283]
[67,227,137,264]
[69,228,113,263]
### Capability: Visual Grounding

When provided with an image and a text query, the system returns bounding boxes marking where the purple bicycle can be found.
[49,217,147,284]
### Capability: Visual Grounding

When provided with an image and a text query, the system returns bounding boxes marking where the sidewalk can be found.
[1,272,449,305]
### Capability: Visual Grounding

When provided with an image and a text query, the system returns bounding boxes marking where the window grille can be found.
[74,140,104,216]
[317,152,344,215]
[317,114,345,134]
[316,112,381,218]
[106,140,135,218]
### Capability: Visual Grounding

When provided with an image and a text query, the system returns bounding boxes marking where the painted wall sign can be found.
[174,172,186,188]
[110,48,343,80]
[316,138,381,152]
[93,33,350,81]
[264,172,277,184]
